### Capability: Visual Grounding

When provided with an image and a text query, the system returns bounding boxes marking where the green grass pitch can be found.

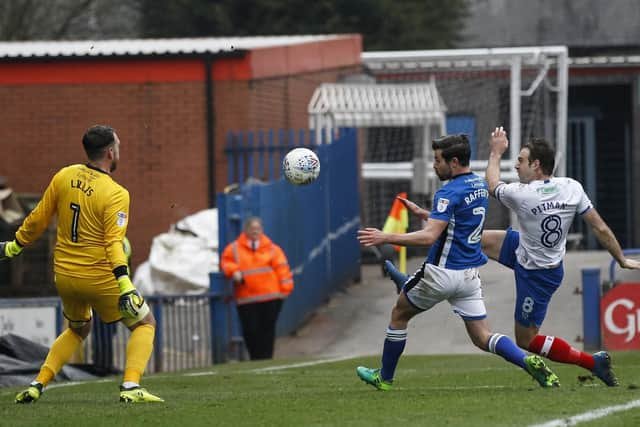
[3,352,640,426]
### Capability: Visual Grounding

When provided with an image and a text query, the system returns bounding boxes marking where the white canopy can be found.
[308,81,447,142]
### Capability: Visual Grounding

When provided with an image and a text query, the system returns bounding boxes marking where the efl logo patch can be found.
[437,198,449,213]
[116,211,128,227]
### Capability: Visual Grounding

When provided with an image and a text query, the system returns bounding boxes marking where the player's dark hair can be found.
[432,134,470,166]
[82,125,115,161]
[523,137,555,175]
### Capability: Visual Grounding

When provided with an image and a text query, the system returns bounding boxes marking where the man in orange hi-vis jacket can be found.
[220,217,294,360]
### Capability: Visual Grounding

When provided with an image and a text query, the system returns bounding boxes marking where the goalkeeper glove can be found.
[0,240,23,261]
[117,275,145,319]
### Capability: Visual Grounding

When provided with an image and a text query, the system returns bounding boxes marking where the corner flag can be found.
[382,192,409,273]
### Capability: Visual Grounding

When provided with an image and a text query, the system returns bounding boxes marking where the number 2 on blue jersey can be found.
[468,207,485,244]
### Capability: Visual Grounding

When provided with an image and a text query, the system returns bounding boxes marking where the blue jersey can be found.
[426,172,488,270]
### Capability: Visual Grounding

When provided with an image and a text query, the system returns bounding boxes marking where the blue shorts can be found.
[498,228,564,328]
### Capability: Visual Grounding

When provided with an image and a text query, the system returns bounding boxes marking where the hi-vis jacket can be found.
[220,232,294,305]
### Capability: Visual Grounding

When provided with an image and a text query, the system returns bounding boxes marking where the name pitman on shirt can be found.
[530,201,567,216]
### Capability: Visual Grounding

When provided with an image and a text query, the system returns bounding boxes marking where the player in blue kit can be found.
[356,134,559,390]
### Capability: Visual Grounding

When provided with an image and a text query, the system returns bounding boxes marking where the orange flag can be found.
[382,192,409,273]
[382,192,409,246]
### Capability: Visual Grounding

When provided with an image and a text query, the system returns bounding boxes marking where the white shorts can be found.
[404,263,487,320]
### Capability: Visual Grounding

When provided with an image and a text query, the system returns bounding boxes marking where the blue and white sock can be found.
[487,333,527,369]
[380,327,407,382]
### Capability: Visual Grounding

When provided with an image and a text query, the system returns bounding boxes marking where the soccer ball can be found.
[282,148,320,185]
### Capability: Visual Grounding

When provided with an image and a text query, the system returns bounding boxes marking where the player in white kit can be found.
[482,128,640,386]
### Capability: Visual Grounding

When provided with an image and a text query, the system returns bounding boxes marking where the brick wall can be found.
[0,82,208,270]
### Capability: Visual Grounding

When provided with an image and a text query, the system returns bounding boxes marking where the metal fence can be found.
[89,294,217,374]
[225,128,332,184]
[0,292,235,374]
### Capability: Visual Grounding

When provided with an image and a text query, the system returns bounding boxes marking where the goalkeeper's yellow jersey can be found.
[16,164,129,279]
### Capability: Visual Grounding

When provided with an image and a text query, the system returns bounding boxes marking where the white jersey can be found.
[495,177,592,269]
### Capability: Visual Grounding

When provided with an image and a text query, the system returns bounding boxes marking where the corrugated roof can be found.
[0,35,347,59]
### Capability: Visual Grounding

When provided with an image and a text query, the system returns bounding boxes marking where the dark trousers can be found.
[236,299,283,360]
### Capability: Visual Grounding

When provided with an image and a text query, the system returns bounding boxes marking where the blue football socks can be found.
[488,333,527,369]
[380,327,408,382]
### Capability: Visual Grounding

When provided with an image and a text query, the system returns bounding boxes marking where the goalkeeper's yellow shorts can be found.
[54,273,122,325]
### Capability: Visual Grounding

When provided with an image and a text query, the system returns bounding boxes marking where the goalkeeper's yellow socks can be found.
[123,324,155,384]
[36,328,83,386]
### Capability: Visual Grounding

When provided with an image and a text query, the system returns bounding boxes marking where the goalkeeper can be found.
[1,125,163,404]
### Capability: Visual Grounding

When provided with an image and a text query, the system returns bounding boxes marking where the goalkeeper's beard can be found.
[110,160,118,172]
